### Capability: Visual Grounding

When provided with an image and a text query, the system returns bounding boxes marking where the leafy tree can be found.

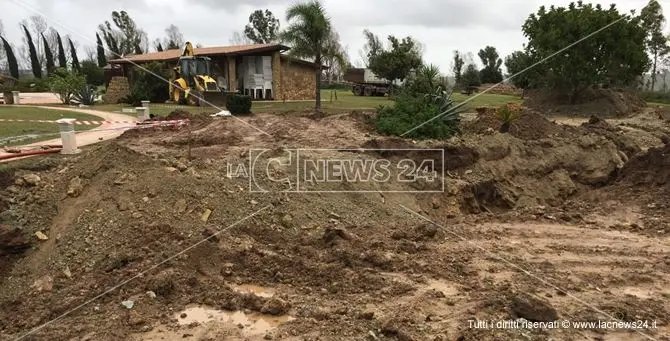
[95,33,107,67]
[359,29,382,68]
[46,67,85,104]
[163,24,184,49]
[640,0,670,91]
[504,50,535,91]
[69,38,80,70]
[1,36,19,79]
[99,11,147,56]
[56,32,67,68]
[477,46,503,83]
[280,0,332,110]
[461,64,481,87]
[41,33,55,74]
[522,2,649,102]
[245,9,280,44]
[80,60,105,86]
[22,25,42,78]
[156,42,164,52]
[452,50,464,87]
[368,35,422,83]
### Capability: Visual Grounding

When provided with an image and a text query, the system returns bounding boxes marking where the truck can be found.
[343,68,392,96]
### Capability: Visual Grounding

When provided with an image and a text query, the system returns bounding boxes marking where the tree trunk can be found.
[651,51,658,92]
[315,54,322,111]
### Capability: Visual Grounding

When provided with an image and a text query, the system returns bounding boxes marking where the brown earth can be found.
[524,88,647,117]
[0,108,669,341]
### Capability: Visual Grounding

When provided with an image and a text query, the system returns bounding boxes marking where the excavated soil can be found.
[524,88,647,117]
[0,109,669,341]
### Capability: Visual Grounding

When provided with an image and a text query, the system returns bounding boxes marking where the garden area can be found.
[0,106,101,146]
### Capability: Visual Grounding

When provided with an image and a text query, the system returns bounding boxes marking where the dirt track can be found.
[0,107,669,341]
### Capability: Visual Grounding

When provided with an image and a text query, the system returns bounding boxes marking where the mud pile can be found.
[464,108,576,140]
[524,88,646,117]
[618,142,670,187]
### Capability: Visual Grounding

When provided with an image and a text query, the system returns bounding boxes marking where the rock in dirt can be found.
[67,177,83,197]
[0,225,31,254]
[260,297,291,315]
[414,223,438,239]
[32,275,53,292]
[148,270,176,296]
[510,293,558,322]
[22,174,41,186]
[323,226,356,243]
[121,300,134,309]
[201,209,212,222]
[34,231,49,241]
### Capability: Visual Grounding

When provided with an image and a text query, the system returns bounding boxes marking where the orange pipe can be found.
[0,148,61,160]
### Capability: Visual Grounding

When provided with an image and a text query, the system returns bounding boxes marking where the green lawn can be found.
[0,106,102,146]
[86,89,521,117]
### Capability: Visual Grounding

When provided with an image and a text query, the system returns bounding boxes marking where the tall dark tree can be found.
[452,50,464,87]
[95,33,107,67]
[1,36,19,79]
[244,9,280,44]
[640,0,670,91]
[281,0,332,110]
[368,35,422,83]
[69,38,80,70]
[99,10,147,55]
[22,24,42,78]
[56,32,67,68]
[41,33,56,73]
[477,46,503,83]
[522,2,649,102]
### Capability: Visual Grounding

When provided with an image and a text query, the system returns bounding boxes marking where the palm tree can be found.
[281,0,331,110]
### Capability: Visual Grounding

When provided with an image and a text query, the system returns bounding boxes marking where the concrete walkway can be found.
[1,105,137,161]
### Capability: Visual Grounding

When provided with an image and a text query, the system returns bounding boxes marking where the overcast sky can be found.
[0,0,656,75]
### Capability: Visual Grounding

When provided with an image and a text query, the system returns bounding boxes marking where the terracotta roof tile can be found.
[109,44,288,63]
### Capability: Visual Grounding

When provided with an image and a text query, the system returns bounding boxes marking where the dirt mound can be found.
[618,142,670,186]
[524,88,646,117]
[464,108,576,140]
[581,116,641,157]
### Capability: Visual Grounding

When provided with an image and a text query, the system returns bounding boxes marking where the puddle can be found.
[175,306,294,337]
[232,284,275,298]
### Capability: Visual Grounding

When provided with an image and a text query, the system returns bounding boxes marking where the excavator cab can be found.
[169,42,228,107]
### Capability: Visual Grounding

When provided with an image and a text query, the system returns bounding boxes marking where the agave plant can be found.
[424,86,466,134]
[495,103,521,133]
[72,84,99,105]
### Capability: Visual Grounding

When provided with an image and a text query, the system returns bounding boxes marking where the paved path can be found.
[1,105,136,162]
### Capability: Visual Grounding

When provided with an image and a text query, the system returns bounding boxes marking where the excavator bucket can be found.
[199,91,229,108]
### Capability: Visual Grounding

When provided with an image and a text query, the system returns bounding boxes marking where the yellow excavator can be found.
[169,42,228,107]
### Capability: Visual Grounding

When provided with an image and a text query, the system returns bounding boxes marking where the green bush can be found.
[46,68,86,104]
[80,60,105,86]
[125,62,170,104]
[376,87,462,139]
[121,86,148,107]
[227,94,252,115]
[15,77,49,92]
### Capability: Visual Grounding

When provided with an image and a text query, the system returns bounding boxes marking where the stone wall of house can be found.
[280,59,316,100]
[103,76,131,104]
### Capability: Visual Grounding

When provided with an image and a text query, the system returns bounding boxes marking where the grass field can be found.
[85,89,522,117]
[0,106,102,146]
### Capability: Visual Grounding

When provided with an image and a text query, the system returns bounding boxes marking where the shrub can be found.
[121,86,148,107]
[130,62,170,104]
[226,94,252,115]
[46,67,86,104]
[15,77,49,92]
[376,87,462,139]
[80,60,105,86]
[640,91,670,104]
[495,103,521,133]
[72,85,99,105]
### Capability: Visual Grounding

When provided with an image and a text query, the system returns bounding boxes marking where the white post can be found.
[141,100,150,117]
[136,107,148,121]
[55,118,80,154]
[11,91,20,105]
